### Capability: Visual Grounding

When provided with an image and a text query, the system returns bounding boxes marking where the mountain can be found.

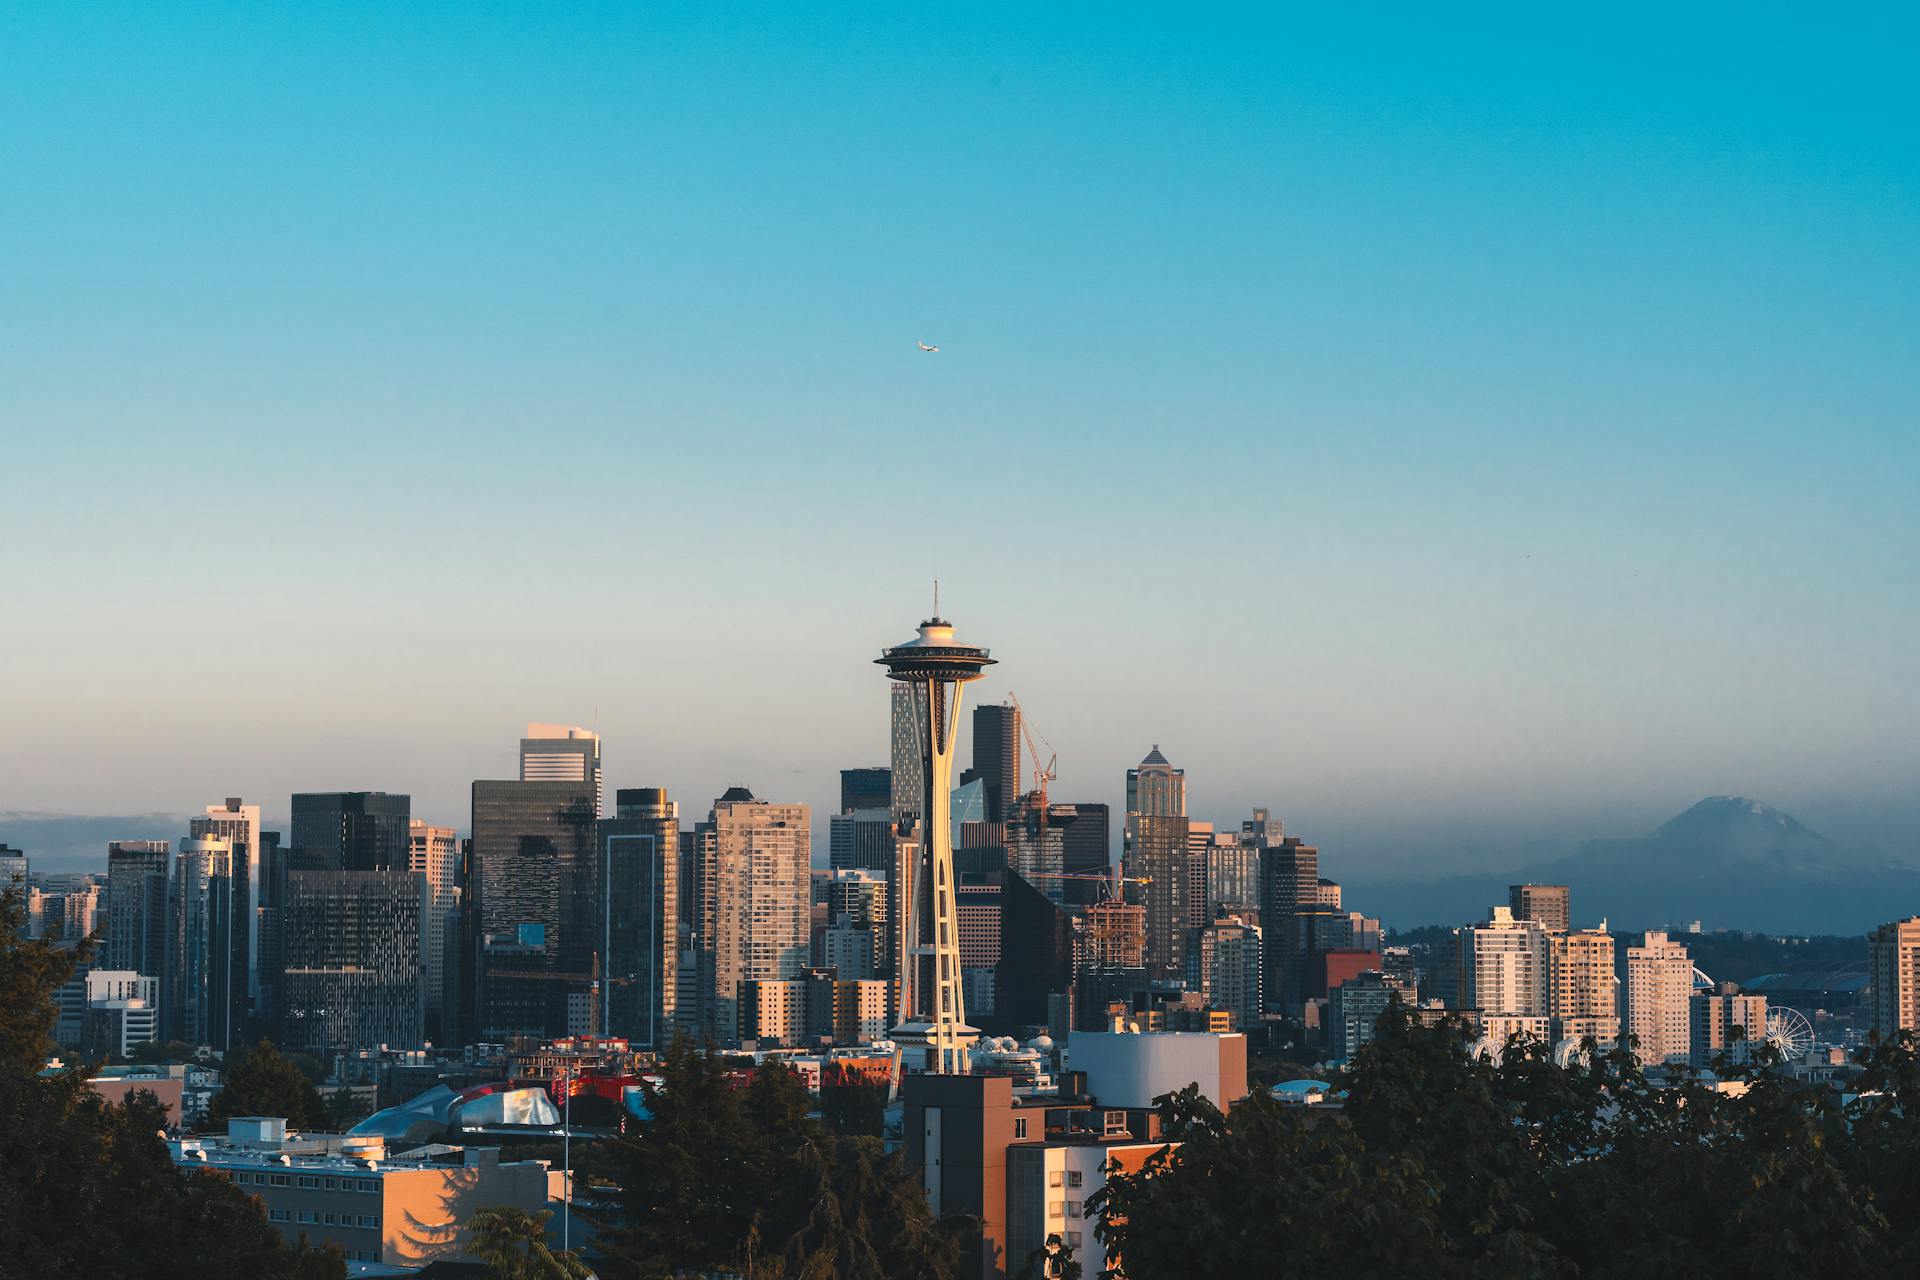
[1353,797,1920,936]
[0,811,186,872]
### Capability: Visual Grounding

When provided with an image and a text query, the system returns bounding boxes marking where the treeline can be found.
[1095,1006,1920,1279]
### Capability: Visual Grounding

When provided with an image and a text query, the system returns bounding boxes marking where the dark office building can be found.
[1127,814,1191,984]
[902,1074,1019,1280]
[471,779,597,1039]
[956,820,1010,880]
[994,871,1074,1033]
[838,767,891,815]
[290,792,412,872]
[1260,837,1319,1012]
[598,788,680,1047]
[105,840,171,979]
[1055,802,1111,905]
[971,703,1022,823]
[280,870,424,1053]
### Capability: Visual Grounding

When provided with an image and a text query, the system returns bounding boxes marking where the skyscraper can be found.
[1867,916,1920,1039]
[520,724,604,817]
[1123,745,1189,985]
[191,799,261,1011]
[889,683,924,831]
[699,788,810,1045]
[0,845,25,887]
[828,807,900,873]
[1125,745,1185,826]
[598,788,680,1048]
[839,767,891,814]
[878,612,995,1074]
[168,836,242,1051]
[1623,931,1693,1066]
[105,840,170,982]
[408,819,462,1035]
[971,702,1022,823]
[1005,792,1065,905]
[1508,884,1571,935]
[995,871,1073,1031]
[291,792,411,872]
[1055,801,1110,906]
[1128,813,1190,983]
[1259,837,1319,1012]
[470,779,597,1039]
[281,870,424,1053]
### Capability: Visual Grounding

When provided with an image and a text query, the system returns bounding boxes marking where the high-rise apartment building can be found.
[1867,916,1920,1039]
[1328,969,1413,1061]
[408,820,462,1035]
[697,789,809,1045]
[519,723,604,817]
[971,702,1022,823]
[105,840,170,981]
[1198,913,1262,1030]
[838,767,891,814]
[1081,899,1147,970]
[168,836,242,1051]
[596,788,680,1048]
[1547,926,1619,1047]
[281,870,424,1054]
[1623,931,1693,1066]
[1205,830,1261,919]
[1690,983,1768,1066]
[470,779,598,1039]
[1508,884,1571,935]
[1458,906,1549,1019]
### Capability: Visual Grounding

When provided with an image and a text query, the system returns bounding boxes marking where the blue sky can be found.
[3,4,1916,872]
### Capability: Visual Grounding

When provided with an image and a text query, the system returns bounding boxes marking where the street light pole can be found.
[561,1065,572,1254]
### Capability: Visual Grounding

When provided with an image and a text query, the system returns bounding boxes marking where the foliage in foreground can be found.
[1094,1005,1920,1279]
[467,1205,592,1279]
[204,1037,332,1131]
[592,1037,967,1280]
[0,881,346,1278]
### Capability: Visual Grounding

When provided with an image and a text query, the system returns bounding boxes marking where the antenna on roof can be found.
[934,578,940,619]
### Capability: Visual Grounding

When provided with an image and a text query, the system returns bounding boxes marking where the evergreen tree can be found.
[206,1038,332,1131]
[594,1039,964,1279]
[466,1206,591,1279]
[0,882,345,1278]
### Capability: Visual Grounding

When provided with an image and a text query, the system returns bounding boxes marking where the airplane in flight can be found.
[916,341,940,352]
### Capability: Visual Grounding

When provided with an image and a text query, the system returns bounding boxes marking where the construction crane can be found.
[1005,691,1057,817]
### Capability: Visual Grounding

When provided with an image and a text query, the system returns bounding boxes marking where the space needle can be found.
[877,601,995,1075]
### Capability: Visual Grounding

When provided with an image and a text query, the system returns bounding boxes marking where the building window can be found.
[1066,1170,1083,1188]
[298,1211,316,1224]
[1048,1170,1063,1187]
[324,1213,336,1225]
[270,1175,290,1187]
[1013,1118,1028,1139]
[269,1210,290,1223]
[1049,1201,1065,1219]
[1067,1231,1082,1248]
[358,1215,376,1228]
[298,1176,318,1189]
[324,1178,337,1190]
[1067,1201,1082,1218]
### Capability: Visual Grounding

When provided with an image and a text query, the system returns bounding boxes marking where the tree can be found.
[206,1039,330,1131]
[594,1038,965,1279]
[0,882,345,1278]
[818,1079,887,1136]
[467,1206,591,1279]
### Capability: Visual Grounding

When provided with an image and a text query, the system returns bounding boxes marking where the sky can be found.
[3,4,1916,876]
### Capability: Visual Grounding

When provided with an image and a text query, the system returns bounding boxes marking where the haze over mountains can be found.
[1354,796,1920,936]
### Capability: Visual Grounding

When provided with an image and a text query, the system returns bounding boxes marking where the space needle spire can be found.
[876,607,995,1075]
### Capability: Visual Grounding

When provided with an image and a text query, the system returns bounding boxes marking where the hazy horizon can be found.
[5,8,1915,876]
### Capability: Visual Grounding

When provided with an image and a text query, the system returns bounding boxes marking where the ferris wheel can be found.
[1763,1007,1815,1062]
